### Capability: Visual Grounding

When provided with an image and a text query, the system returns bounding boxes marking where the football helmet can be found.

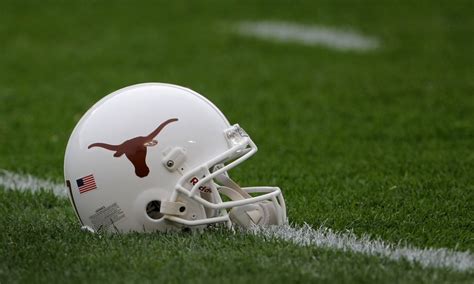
[64,83,286,233]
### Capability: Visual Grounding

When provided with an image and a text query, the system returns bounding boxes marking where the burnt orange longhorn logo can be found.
[88,118,178,178]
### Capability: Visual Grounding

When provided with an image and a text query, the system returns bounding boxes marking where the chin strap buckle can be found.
[160,201,187,216]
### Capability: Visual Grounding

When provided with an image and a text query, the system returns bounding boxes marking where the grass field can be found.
[1,0,473,283]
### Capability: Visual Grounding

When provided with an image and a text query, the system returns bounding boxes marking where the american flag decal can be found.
[76,174,97,194]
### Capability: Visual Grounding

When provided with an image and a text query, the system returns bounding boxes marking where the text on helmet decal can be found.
[189,177,212,193]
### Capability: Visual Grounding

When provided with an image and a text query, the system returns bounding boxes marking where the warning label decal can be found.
[89,202,125,231]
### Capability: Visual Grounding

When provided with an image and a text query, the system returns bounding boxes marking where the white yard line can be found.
[0,169,67,197]
[235,21,379,51]
[249,225,474,272]
[1,169,472,272]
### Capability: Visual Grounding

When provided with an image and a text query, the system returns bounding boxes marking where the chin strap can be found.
[227,200,279,228]
[214,171,281,228]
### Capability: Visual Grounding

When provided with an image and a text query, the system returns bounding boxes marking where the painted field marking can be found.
[0,169,67,197]
[235,21,379,51]
[250,224,473,272]
[0,169,472,272]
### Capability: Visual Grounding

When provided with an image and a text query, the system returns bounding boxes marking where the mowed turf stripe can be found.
[1,170,472,272]
[235,21,379,51]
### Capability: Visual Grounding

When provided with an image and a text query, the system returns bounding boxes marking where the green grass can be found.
[1,190,472,283]
[1,0,473,282]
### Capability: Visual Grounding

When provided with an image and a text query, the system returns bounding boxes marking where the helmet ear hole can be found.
[146,200,164,220]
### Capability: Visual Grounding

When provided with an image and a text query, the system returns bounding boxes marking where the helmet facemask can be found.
[160,124,287,230]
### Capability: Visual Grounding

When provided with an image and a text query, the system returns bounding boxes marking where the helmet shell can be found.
[64,83,232,232]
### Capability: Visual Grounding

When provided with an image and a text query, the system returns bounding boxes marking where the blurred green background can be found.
[0,1,473,282]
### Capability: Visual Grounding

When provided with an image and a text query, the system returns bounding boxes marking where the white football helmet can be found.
[64,83,286,233]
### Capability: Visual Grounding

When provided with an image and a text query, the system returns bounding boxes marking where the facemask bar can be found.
[164,124,286,227]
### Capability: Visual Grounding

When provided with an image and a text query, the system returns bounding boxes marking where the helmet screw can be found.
[166,160,174,168]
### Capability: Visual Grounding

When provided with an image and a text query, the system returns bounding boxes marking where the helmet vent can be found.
[146,200,164,220]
